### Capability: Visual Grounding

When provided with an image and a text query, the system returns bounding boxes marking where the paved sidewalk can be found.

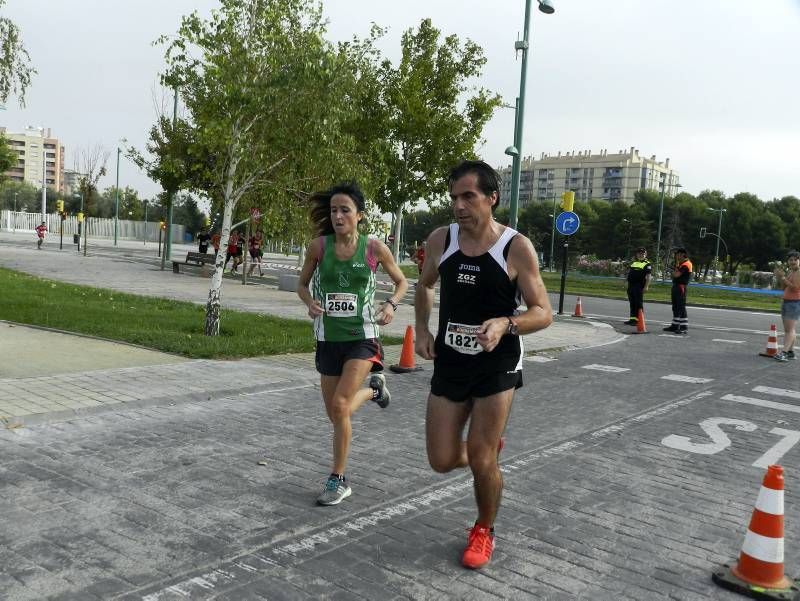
[0,231,624,426]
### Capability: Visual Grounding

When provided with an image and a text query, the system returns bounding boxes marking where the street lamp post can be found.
[143,200,148,245]
[114,146,121,246]
[550,192,557,270]
[708,207,727,278]
[74,192,83,251]
[654,177,681,281]
[507,0,555,229]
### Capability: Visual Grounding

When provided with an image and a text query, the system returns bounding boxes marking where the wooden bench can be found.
[173,252,216,273]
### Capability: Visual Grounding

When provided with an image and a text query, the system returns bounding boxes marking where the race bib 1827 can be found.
[444,321,482,355]
[325,293,358,318]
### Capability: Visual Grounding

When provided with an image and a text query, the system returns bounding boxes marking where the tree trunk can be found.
[205,192,235,336]
[392,206,403,262]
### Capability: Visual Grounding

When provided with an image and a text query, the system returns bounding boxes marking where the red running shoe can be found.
[462,524,494,569]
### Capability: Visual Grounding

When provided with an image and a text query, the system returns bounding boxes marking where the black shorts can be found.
[431,369,522,403]
[315,339,384,376]
[249,249,262,260]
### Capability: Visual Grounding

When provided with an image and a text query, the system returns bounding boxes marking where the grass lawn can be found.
[0,267,402,359]
[397,263,780,312]
[539,271,781,312]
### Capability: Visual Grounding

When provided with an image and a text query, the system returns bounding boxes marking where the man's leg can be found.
[784,317,797,353]
[664,286,680,331]
[426,393,471,473]
[626,287,637,322]
[677,285,688,331]
[466,389,514,527]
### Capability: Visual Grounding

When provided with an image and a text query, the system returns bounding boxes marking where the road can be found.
[1,234,798,600]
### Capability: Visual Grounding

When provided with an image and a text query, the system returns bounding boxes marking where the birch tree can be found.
[0,0,35,106]
[157,0,382,336]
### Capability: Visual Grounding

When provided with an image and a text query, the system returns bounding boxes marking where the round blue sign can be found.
[555,211,580,236]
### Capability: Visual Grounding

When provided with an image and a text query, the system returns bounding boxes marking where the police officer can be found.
[664,247,692,334]
[624,247,652,325]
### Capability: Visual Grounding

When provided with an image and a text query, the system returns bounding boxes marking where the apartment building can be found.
[63,169,86,196]
[1,126,66,193]
[498,146,680,208]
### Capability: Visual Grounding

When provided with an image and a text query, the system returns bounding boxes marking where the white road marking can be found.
[658,334,685,338]
[753,386,800,400]
[525,355,557,363]
[721,394,800,414]
[662,374,714,384]
[713,338,746,344]
[581,364,630,373]
[753,428,800,468]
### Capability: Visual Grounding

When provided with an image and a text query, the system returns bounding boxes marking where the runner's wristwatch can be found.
[506,316,519,336]
[383,299,398,311]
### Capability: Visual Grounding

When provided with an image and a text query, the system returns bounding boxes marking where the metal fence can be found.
[0,211,186,243]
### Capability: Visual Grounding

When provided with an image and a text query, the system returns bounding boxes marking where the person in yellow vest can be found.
[663,247,692,334]
[624,247,652,325]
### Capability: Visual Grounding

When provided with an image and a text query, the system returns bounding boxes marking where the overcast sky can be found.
[3,0,799,204]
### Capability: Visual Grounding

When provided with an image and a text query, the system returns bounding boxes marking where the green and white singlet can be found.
[312,234,379,342]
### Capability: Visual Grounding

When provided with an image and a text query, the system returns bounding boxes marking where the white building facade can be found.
[498,146,681,208]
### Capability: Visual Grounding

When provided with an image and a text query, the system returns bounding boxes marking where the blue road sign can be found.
[555,211,580,236]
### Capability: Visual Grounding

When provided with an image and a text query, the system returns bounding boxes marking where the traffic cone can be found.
[631,308,649,334]
[712,465,798,598]
[759,325,779,358]
[390,325,422,373]
[572,297,584,317]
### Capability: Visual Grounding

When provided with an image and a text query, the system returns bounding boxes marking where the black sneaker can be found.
[663,325,678,332]
[775,351,789,362]
[676,328,688,335]
[788,350,796,360]
[624,319,638,326]
[369,373,390,408]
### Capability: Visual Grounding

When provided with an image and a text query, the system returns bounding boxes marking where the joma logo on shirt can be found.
[459,264,480,271]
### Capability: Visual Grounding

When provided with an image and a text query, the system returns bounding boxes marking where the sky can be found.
[2,0,799,204]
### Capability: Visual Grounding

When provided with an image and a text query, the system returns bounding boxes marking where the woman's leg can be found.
[321,359,374,475]
[783,317,797,353]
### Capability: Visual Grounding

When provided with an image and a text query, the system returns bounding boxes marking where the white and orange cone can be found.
[712,465,798,598]
[759,324,779,358]
[572,297,584,318]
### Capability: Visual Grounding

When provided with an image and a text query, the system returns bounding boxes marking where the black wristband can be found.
[384,299,398,311]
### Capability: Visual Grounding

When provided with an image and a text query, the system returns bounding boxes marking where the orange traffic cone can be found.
[712,465,797,598]
[759,324,779,358]
[631,308,649,334]
[390,325,422,373]
[572,297,584,317]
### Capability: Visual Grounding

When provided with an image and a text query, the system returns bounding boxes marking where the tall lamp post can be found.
[708,207,727,277]
[654,178,682,281]
[113,139,127,246]
[506,0,555,229]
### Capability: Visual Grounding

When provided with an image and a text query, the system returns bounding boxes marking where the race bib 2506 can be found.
[325,293,357,318]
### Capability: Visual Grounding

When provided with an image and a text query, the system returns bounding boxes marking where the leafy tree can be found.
[156,0,380,335]
[0,0,35,106]
[372,18,502,258]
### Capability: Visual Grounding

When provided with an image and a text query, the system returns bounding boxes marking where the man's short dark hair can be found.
[636,247,646,253]
[787,250,800,260]
[448,160,501,212]
[674,247,687,255]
